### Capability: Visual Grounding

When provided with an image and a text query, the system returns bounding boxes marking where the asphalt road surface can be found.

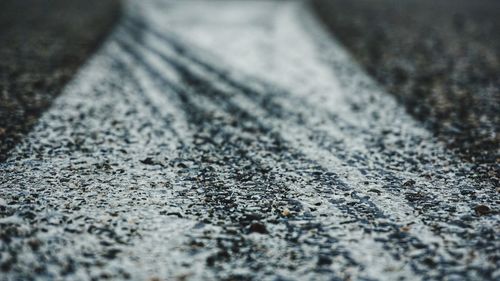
[0,0,120,161]
[313,0,499,185]
[1,1,498,280]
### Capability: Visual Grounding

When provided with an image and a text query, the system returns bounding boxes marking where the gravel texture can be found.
[0,0,121,161]
[1,0,498,280]
[312,0,499,186]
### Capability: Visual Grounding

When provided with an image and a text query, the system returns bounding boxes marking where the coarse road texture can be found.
[312,0,499,186]
[1,1,498,280]
[0,0,121,162]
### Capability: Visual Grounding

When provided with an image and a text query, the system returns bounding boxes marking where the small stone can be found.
[317,255,332,266]
[423,257,437,268]
[103,248,121,259]
[281,208,291,217]
[140,158,155,165]
[249,222,267,234]
[403,179,416,187]
[474,205,491,216]
[28,239,41,251]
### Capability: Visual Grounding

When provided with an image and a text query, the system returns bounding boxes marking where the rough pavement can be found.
[0,0,121,161]
[312,0,499,185]
[1,1,498,280]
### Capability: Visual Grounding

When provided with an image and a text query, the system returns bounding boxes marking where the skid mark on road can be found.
[1,1,498,280]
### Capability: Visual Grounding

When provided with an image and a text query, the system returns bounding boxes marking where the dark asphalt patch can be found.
[0,0,121,161]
